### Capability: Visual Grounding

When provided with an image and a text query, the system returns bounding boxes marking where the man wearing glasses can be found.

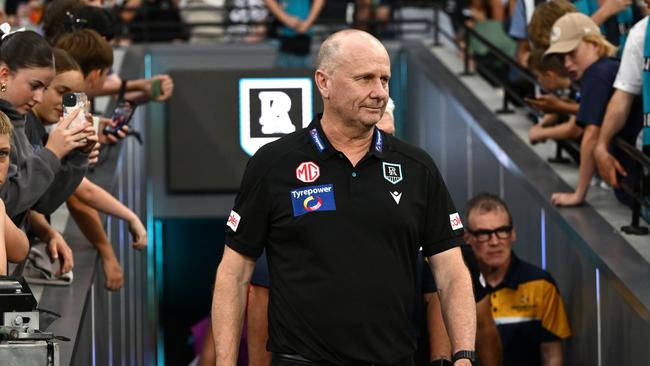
[464,193,571,366]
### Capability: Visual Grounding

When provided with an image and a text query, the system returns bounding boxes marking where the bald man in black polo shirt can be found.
[212,29,476,366]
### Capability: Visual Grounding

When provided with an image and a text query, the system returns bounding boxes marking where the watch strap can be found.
[451,350,477,365]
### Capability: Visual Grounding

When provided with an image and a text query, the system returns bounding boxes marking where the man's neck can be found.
[480,256,512,288]
[320,113,374,167]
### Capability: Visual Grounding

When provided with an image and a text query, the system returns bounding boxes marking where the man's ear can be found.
[314,69,330,100]
[86,69,101,88]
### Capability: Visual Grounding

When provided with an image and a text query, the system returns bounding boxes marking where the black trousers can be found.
[271,353,415,366]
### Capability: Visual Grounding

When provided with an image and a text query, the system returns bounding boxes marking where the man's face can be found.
[323,38,390,128]
[0,134,10,186]
[34,70,85,125]
[465,208,515,270]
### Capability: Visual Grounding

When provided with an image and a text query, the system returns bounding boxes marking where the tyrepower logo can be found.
[449,212,463,230]
[296,161,320,183]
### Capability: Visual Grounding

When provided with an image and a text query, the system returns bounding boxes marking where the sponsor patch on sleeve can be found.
[290,184,336,217]
[227,210,241,232]
[449,212,463,230]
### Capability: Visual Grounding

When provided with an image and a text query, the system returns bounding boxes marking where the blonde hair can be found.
[0,112,12,136]
[583,34,618,58]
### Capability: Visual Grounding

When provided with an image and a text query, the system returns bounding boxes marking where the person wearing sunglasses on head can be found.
[464,193,571,366]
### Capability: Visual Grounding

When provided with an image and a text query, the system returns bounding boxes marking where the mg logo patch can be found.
[296,161,320,183]
[239,78,312,156]
[382,162,403,184]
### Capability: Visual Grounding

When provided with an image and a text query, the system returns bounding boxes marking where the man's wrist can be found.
[451,350,477,365]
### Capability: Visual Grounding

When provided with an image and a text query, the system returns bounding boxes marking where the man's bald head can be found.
[316,29,387,74]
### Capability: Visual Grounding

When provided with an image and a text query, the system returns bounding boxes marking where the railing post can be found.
[621,161,649,235]
[460,30,472,76]
[496,89,514,114]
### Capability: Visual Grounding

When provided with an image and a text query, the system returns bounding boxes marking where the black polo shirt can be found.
[225,116,464,365]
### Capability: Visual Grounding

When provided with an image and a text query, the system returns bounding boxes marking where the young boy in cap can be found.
[545,12,643,206]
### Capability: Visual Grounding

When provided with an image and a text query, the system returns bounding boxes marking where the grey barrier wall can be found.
[53,40,650,365]
[401,42,650,365]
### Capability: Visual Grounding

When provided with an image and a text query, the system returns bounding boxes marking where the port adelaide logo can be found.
[239,78,313,156]
[382,162,403,184]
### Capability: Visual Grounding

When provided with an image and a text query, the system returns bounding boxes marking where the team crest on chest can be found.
[382,162,403,184]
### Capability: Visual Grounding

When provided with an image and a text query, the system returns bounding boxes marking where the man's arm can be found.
[594,89,635,187]
[551,124,600,206]
[540,341,563,366]
[212,246,256,364]
[429,247,476,365]
[475,296,503,366]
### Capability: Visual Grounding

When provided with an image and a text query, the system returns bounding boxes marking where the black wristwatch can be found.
[451,350,477,365]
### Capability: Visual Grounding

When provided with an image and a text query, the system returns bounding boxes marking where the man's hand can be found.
[149,74,174,101]
[46,231,74,276]
[525,94,567,114]
[594,143,626,188]
[98,117,128,145]
[45,109,93,159]
[551,191,585,206]
[283,15,302,29]
[529,124,548,144]
[453,360,473,366]
[101,252,124,290]
[128,217,147,250]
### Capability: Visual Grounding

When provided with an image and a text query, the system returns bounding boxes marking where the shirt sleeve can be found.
[539,281,571,341]
[508,0,528,40]
[576,68,616,127]
[224,153,271,259]
[613,17,646,95]
[420,159,464,257]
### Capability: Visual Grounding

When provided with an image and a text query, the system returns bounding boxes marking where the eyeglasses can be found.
[467,225,513,242]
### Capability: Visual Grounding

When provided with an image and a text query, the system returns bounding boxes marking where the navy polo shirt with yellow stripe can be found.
[225,116,464,365]
[483,253,571,366]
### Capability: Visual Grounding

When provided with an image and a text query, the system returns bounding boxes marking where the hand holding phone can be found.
[103,100,135,138]
[63,92,89,130]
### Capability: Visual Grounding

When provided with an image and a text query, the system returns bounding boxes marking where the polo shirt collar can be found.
[497,253,522,290]
[307,115,387,160]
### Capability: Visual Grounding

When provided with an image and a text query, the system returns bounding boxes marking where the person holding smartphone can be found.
[27,48,147,290]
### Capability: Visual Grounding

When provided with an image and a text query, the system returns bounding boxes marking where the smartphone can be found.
[104,100,136,136]
[62,92,89,129]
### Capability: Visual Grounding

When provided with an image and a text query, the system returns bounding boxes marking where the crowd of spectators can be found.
[0,1,647,365]
[0,0,173,290]
[447,0,649,214]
